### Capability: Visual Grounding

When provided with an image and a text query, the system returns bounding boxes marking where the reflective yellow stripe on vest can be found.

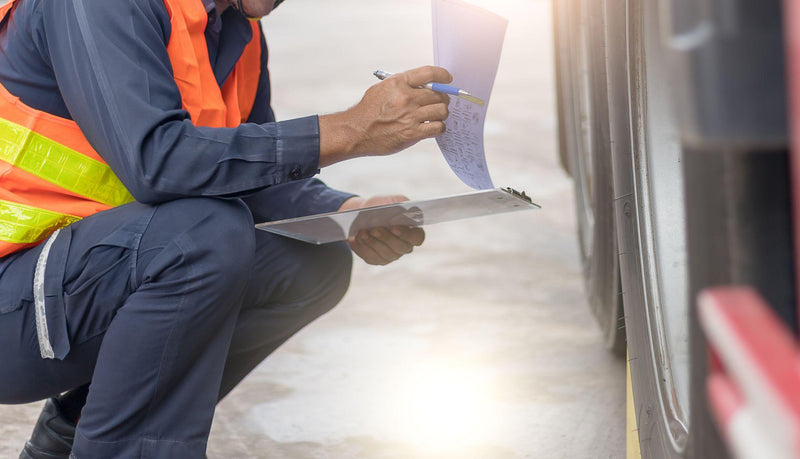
[0,118,134,207]
[0,199,80,244]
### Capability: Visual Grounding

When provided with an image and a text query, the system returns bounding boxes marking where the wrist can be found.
[338,196,365,211]
[318,112,362,168]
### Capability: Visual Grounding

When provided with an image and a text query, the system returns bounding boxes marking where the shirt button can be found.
[289,167,302,180]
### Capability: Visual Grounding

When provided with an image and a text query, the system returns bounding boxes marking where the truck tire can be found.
[558,0,796,456]
[607,0,795,457]
[553,0,626,355]
[602,0,731,456]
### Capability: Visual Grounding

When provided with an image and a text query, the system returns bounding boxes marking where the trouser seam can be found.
[129,206,157,290]
[140,237,192,435]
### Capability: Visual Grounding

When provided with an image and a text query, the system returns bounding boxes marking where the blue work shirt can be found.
[0,0,352,218]
[0,0,356,361]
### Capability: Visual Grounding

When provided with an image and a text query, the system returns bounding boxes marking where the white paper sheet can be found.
[432,0,508,190]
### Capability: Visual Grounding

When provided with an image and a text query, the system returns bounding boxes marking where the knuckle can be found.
[412,65,432,75]
[393,92,412,107]
[401,127,419,142]
[443,71,453,83]
[385,78,404,93]
[431,66,450,82]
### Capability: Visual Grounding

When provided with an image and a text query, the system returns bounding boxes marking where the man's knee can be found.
[296,241,353,317]
[318,240,353,305]
[140,198,256,289]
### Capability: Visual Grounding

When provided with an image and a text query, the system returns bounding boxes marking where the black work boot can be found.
[19,398,76,459]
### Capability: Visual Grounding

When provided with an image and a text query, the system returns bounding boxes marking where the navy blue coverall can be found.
[0,0,354,457]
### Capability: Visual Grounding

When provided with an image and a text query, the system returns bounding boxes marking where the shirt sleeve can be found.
[38,0,321,204]
[243,178,356,223]
[241,22,356,221]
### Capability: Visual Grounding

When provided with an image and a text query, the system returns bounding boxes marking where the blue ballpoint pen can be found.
[373,70,485,106]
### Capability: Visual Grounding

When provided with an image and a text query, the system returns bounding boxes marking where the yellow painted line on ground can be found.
[627,352,642,459]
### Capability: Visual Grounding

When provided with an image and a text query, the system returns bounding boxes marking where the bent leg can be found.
[0,197,257,458]
[70,198,255,458]
[0,199,352,457]
[218,231,352,399]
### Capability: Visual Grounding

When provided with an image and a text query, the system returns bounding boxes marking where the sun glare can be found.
[387,363,501,454]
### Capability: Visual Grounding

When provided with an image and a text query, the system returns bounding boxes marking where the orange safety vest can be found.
[0,0,262,258]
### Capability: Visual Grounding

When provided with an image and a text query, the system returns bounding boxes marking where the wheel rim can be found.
[632,0,691,450]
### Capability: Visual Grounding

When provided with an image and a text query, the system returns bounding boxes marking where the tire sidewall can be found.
[556,0,624,352]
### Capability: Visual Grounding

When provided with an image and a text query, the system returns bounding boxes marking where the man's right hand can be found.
[317,66,452,168]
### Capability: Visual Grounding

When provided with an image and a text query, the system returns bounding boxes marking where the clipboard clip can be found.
[502,187,533,204]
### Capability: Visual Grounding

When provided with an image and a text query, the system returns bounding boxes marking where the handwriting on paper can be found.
[436,96,492,189]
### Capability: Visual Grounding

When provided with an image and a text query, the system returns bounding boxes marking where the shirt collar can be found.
[203,0,222,37]
[202,0,216,13]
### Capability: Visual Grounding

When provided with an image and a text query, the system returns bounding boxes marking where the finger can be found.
[405,65,453,87]
[369,227,414,255]
[349,235,390,265]
[414,103,449,123]
[353,231,392,263]
[416,120,447,138]
[390,226,426,246]
[359,230,403,262]
[410,88,451,106]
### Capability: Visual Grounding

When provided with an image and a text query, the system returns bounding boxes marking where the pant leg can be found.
[72,198,256,459]
[0,196,352,457]
[218,230,352,399]
[0,299,104,405]
[0,197,257,458]
[0,201,162,404]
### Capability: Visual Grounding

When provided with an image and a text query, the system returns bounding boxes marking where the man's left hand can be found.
[339,195,425,265]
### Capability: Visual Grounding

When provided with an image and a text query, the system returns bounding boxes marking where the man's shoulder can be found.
[29,0,174,43]
[32,0,170,12]
[34,0,172,28]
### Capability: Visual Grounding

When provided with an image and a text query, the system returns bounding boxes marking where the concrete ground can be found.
[0,0,626,457]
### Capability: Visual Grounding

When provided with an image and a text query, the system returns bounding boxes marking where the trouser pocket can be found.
[0,247,38,314]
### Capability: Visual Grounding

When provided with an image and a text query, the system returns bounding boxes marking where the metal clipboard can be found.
[255,187,540,245]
